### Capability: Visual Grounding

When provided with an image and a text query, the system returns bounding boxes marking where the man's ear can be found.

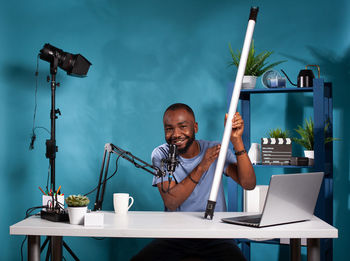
[194,122,198,133]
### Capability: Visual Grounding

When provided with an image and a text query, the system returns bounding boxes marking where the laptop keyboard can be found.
[232,214,262,224]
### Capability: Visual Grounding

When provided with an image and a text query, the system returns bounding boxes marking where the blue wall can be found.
[1,0,349,260]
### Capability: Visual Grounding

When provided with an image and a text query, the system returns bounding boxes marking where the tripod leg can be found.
[63,241,80,261]
[41,236,50,253]
[45,238,51,261]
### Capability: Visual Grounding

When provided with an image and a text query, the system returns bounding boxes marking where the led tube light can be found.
[204,7,259,220]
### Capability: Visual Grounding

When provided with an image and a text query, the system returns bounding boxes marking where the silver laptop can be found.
[221,172,324,227]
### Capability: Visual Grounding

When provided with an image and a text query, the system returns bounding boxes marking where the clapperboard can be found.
[261,138,292,165]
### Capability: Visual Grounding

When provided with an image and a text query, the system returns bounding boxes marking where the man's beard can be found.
[178,134,195,154]
[167,131,196,154]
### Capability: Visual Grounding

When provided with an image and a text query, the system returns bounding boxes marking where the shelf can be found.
[252,164,312,168]
[232,78,334,261]
[240,87,314,94]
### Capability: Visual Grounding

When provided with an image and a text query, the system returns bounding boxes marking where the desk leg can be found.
[307,238,320,261]
[51,236,63,261]
[28,235,40,261]
[290,238,301,261]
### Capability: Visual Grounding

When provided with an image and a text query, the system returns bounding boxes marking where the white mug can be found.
[113,193,134,214]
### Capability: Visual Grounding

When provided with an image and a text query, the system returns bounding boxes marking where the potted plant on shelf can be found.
[261,128,292,165]
[66,194,90,225]
[229,40,286,89]
[293,117,339,162]
[267,128,290,139]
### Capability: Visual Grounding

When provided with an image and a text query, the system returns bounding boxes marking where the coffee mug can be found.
[113,193,134,214]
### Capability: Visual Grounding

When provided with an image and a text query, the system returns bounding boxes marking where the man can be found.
[131,103,256,261]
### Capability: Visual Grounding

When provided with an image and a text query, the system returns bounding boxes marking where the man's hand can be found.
[198,144,221,172]
[157,144,222,211]
[225,112,244,144]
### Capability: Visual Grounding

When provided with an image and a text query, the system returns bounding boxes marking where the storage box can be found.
[42,195,65,211]
[84,212,104,227]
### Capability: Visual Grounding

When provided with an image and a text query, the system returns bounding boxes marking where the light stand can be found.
[37,43,91,221]
[40,58,69,222]
[93,143,166,211]
[35,43,91,260]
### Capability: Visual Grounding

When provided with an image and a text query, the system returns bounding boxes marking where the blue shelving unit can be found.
[227,79,334,261]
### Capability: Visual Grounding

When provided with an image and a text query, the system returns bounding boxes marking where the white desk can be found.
[10,211,338,261]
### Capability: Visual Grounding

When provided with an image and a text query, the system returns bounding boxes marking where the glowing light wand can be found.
[204,7,259,220]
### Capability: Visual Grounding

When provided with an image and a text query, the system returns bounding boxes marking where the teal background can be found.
[1,0,348,260]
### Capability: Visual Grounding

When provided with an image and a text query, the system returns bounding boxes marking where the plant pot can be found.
[68,206,87,225]
[304,150,314,166]
[242,76,257,89]
[304,150,314,159]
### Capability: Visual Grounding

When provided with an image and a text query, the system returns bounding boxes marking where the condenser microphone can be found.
[167,144,179,174]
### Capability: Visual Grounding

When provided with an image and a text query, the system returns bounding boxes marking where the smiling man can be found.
[131,103,255,261]
[152,103,256,212]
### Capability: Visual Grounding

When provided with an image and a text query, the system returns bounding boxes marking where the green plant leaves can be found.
[229,40,286,77]
[292,117,339,150]
[66,194,90,207]
[268,128,290,139]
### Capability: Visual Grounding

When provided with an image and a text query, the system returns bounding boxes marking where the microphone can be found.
[167,144,179,175]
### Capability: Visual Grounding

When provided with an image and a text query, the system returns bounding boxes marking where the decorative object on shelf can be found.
[66,195,90,225]
[248,143,261,164]
[281,64,320,88]
[229,40,286,89]
[290,157,309,166]
[261,137,292,165]
[293,117,339,166]
[261,128,292,165]
[261,70,286,88]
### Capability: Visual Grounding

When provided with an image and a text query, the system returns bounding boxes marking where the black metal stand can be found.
[40,59,78,260]
[40,58,68,221]
[93,143,166,211]
[46,58,59,193]
[41,236,80,261]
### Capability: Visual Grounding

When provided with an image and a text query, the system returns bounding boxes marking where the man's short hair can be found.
[163,103,195,120]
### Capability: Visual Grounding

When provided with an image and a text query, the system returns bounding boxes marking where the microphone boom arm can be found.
[93,143,165,211]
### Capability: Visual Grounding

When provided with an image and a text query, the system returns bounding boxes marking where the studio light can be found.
[37,43,92,223]
[39,43,91,77]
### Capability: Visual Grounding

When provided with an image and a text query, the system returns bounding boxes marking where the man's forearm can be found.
[230,137,256,190]
[236,154,256,190]
[158,164,205,211]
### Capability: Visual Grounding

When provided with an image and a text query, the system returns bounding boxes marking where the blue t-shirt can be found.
[152,140,237,212]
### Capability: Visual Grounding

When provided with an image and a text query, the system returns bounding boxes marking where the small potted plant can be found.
[229,40,286,89]
[293,118,314,160]
[267,128,290,139]
[293,117,338,162]
[66,194,90,225]
[261,128,292,165]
